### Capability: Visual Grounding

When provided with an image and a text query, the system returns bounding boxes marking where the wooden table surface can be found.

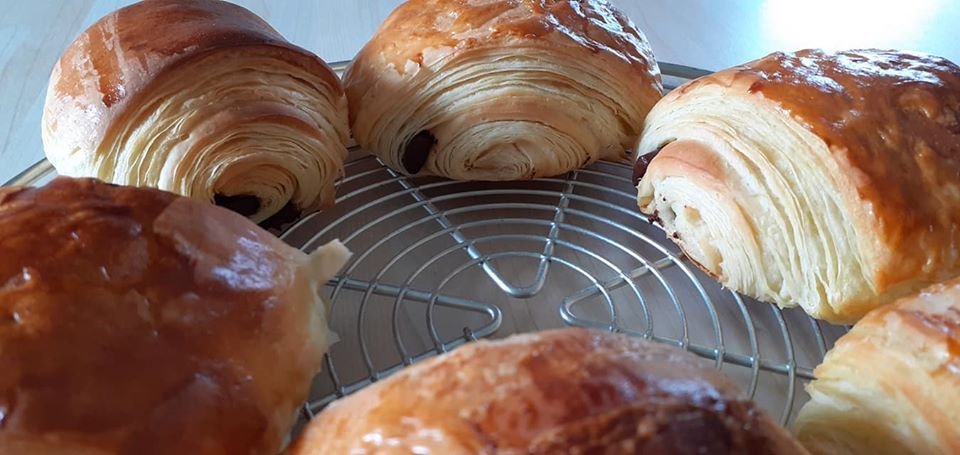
[2,0,959,182]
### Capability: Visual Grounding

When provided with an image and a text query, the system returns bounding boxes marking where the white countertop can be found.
[2,0,959,183]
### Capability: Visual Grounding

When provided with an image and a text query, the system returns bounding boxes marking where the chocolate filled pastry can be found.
[289,328,807,454]
[42,0,350,226]
[793,277,960,454]
[635,49,960,324]
[343,0,663,180]
[0,178,350,454]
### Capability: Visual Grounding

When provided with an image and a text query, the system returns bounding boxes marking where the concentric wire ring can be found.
[0,61,848,428]
[285,152,848,425]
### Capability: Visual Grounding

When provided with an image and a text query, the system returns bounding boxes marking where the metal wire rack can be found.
[286,149,847,427]
[3,62,847,428]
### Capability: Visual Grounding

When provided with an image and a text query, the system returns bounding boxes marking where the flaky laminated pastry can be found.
[344,0,662,180]
[42,0,350,226]
[636,49,960,324]
[793,277,960,454]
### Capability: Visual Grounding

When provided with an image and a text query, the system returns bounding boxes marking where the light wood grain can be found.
[3,0,960,182]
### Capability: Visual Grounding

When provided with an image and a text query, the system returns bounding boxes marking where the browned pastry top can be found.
[345,0,659,119]
[0,178,312,454]
[672,49,960,287]
[46,0,340,156]
[888,282,960,362]
[363,0,654,68]
[291,328,806,454]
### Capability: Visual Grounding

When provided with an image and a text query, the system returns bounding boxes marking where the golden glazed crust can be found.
[793,277,960,454]
[348,0,658,86]
[636,49,960,323]
[43,0,349,224]
[0,177,349,454]
[289,328,807,454]
[345,0,662,180]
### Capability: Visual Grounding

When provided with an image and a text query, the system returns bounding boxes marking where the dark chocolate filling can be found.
[631,142,671,186]
[259,201,301,232]
[214,193,261,217]
[648,209,663,226]
[402,130,436,174]
[215,194,302,232]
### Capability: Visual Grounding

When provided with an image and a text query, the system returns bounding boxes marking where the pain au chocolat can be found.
[0,177,349,454]
[635,49,960,324]
[794,276,960,454]
[343,0,663,180]
[42,0,350,227]
[289,328,806,455]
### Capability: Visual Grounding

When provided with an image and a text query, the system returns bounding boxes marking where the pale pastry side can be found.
[636,49,960,324]
[344,0,663,181]
[793,277,960,454]
[42,0,350,226]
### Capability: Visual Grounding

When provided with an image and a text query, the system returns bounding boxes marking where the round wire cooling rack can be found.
[2,61,848,429]
[283,150,847,427]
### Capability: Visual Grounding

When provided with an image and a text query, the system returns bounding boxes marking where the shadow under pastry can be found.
[214,193,302,233]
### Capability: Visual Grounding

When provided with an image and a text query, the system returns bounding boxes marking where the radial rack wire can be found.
[3,61,848,426]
